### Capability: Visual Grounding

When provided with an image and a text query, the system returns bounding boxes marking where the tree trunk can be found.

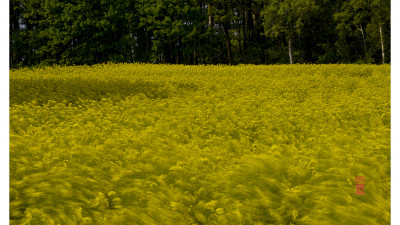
[226,37,232,65]
[238,27,243,60]
[224,26,232,64]
[129,32,135,62]
[207,4,212,27]
[245,10,249,41]
[379,23,385,64]
[288,38,294,64]
[242,15,247,50]
[356,24,367,59]
[193,42,197,65]
[246,10,254,42]
[146,32,150,52]
[10,35,13,67]
[298,32,304,62]
[177,38,182,64]
[246,0,254,42]
[168,42,174,63]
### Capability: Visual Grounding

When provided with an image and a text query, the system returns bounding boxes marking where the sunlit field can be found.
[10,64,390,224]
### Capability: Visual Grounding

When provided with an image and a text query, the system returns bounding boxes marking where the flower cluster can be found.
[10,64,390,224]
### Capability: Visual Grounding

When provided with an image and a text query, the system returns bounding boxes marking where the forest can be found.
[10,0,390,68]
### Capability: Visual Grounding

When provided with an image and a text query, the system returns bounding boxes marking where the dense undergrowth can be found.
[10,64,390,224]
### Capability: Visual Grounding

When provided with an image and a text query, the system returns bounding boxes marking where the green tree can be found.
[10,0,24,67]
[209,0,236,64]
[334,0,390,63]
[9,0,390,67]
[368,0,390,64]
[334,0,371,62]
[137,0,207,64]
[261,0,318,64]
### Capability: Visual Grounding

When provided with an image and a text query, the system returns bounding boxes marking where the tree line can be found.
[10,0,390,68]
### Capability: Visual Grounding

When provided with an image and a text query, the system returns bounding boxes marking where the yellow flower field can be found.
[10,64,390,224]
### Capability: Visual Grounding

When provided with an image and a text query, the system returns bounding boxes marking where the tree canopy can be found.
[10,0,390,68]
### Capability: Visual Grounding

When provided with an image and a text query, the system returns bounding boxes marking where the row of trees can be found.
[10,0,390,68]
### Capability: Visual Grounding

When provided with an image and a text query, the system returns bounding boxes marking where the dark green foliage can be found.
[10,0,390,68]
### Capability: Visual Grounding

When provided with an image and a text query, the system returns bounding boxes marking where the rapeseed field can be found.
[10,64,390,224]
